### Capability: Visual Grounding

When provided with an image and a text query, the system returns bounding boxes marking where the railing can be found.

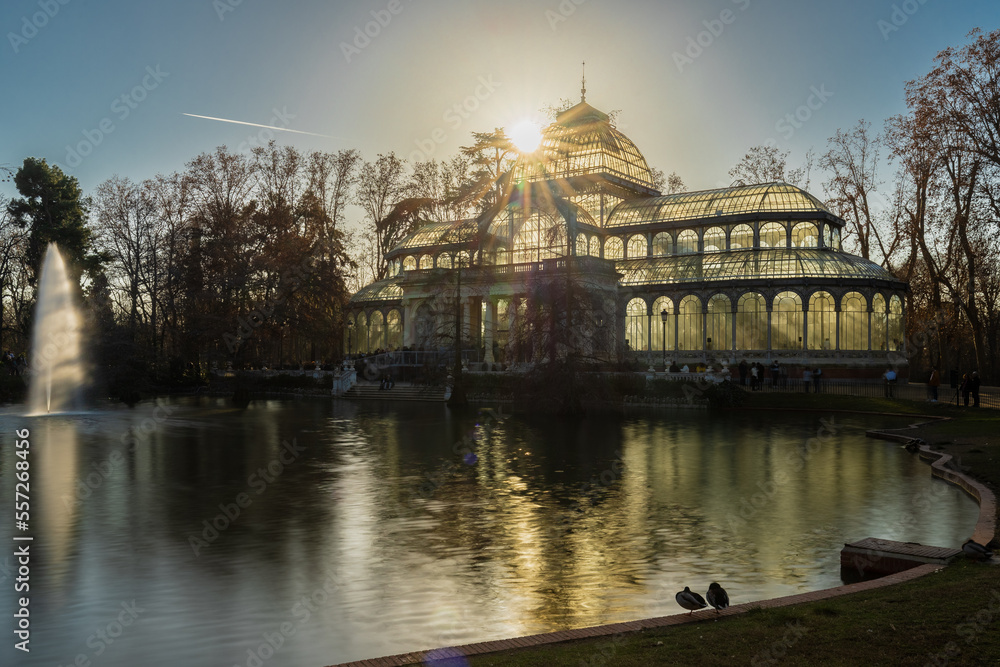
[726,377,999,409]
[351,349,483,370]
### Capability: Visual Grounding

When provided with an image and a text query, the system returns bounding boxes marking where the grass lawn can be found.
[402,393,1000,666]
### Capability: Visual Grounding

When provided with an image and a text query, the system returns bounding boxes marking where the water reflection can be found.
[0,400,979,666]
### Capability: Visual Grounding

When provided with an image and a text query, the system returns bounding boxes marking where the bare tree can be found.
[355,152,410,283]
[820,121,900,263]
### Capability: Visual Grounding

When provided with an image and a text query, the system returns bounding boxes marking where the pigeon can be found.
[706,582,729,613]
[675,586,707,615]
[962,539,994,561]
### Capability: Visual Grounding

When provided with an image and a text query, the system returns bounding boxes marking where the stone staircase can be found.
[342,382,447,402]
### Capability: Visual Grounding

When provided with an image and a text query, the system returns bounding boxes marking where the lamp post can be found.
[347,321,353,357]
[660,308,668,370]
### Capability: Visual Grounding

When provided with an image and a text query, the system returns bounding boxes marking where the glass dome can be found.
[511,102,655,190]
[606,182,833,229]
[617,248,899,286]
[388,219,480,257]
[349,279,403,304]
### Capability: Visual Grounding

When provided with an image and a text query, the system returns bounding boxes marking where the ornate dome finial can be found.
[581,61,586,103]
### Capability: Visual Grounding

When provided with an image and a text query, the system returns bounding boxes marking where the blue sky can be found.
[1,0,995,213]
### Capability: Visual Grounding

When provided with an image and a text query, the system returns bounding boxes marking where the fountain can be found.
[27,243,87,415]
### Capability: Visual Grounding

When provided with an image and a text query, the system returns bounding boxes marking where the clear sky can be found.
[1,0,995,209]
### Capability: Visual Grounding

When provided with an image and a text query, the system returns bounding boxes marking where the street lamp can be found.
[660,308,668,369]
[347,320,353,357]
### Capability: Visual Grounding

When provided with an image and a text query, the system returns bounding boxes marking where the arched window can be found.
[369,311,385,351]
[823,224,833,249]
[889,295,904,351]
[652,232,672,257]
[677,230,698,254]
[514,209,566,263]
[651,296,674,353]
[808,291,835,350]
[831,227,842,250]
[730,224,754,249]
[604,236,624,259]
[403,256,417,271]
[355,312,369,354]
[625,298,648,352]
[839,292,868,350]
[576,233,588,257]
[495,247,508,265]
[736,292,767,350]
[678,295,703,350]
[456,250,471,268]
[872,293,888,350]
[588,236,601,257]
[772,292,802,350]
[792,222,819,248]
[627,234,647,259]
[706,294,731,351]
[760,222,787,249]
[386,309,402,350]
[703,227,726,253]
[437,253,452,269]
[419,255,433,270]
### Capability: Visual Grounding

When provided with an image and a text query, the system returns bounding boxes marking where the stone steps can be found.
[343,384,447,402]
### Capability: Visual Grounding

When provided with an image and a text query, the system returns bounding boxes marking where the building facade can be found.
[347,98,907,374]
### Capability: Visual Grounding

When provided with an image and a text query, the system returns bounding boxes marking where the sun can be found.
[509,119,543,153]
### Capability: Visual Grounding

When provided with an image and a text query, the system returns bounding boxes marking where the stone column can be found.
[484,298,496,364]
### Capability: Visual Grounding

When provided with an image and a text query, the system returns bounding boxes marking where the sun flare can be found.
[509,119,543,153]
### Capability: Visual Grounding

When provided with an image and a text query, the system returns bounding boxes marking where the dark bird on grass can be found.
[963,539,994,561]
[706,582,729,612]
[675,586,707,614]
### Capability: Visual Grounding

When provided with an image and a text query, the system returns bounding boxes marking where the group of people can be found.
[378,374,395,390]
[737,360,792,391]
[3,351,27,376]
[926,367,982,406]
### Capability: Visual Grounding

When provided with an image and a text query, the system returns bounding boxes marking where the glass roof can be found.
[606,183,833,228]
[511,102,654,189]
[390,219,480,254]
[617,249,899,286]
[349,279,403,304]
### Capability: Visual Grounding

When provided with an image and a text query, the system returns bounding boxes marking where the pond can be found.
[0,398,980,666]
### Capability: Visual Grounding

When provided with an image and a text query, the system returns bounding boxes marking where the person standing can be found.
[960,372,971,406]
[813,367,822,393]
[970,371,981,407]
[739,359,748,386]
[928,367,941,402]
[883,368,897,397]
[750,363,759,391]
[803,368,812,393]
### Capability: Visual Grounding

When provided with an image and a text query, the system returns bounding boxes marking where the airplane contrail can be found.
[182,113,338,139]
